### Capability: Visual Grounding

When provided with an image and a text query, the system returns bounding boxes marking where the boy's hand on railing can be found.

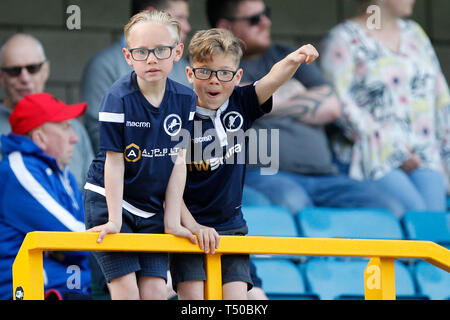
[86,220,121,243]
[165,225,198,245]
[190,224,220,254]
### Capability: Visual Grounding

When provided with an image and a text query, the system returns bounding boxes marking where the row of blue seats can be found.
[243,205,450,244]
[252,257,448,300]
[242,205,450,300]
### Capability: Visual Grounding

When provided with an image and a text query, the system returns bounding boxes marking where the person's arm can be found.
[2,154,86,234]
[86,151,123,243]
[254,44,319,106]
[2,152,87,262]
[180,201,220,254]
[269,81,341,125]
[164,150,197,244]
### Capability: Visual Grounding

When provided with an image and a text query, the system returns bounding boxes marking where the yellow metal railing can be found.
[12,231,450,300]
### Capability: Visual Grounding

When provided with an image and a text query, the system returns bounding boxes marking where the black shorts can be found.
[170,225,253,291]
[84,189,168,283]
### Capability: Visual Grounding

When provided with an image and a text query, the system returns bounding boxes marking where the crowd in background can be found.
[0,0,448,300]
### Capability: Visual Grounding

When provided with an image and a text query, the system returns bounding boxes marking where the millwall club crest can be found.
[223,111,243,132]
[164,114,182,136]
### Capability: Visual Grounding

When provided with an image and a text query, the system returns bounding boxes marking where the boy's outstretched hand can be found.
[292,44,319,65]
[255,43,319,105]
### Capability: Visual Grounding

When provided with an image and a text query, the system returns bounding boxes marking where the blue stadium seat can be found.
[243,205,298,237]
[243,205,300,260]
[242,185,271,206]
[252,259,318,300]
[402,211,450,246]
[297,207,404,240]
[302,258,424,300]
[414,261,450,300]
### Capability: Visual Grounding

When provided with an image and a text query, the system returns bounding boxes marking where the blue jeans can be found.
[244,169,404,217]
[372,168,446,213]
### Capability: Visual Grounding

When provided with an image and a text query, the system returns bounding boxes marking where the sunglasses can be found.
[0,61,46,77]
[227,7,271,26]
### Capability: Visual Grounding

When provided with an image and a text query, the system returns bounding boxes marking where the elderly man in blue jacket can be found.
[0,93,91,300]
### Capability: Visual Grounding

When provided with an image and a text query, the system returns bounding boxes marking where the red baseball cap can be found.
[9,93,87,135]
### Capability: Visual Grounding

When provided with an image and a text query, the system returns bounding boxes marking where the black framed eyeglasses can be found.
[129,45,175,61]
[0,61,46,77]
[192,68,238,82]
[227,6,271,26]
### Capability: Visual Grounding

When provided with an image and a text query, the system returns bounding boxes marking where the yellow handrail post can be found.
[204,253,222,300]
[12,234,44,300]
[364,257,396,300]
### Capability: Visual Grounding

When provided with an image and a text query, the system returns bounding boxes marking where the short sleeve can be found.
[177,93,197,150]
[98,92,125,152]
[236,84,272,129]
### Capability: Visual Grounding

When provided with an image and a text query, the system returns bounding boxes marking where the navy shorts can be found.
[170,225,253,291]
[84,190,168,283]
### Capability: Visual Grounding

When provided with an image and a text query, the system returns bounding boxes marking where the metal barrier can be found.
[12,231,450,300]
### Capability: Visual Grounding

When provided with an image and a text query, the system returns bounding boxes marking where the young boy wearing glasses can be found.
[83,10,212,300]
[169,28,318,299]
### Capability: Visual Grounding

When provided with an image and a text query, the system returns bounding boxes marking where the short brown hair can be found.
[124,10,181,47]
[188,28,244,66]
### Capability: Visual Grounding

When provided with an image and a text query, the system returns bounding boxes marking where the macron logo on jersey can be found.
[126,121,151,128]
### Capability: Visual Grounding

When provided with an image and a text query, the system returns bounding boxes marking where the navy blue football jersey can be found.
[85,71,196,218]
[184,84,272,230]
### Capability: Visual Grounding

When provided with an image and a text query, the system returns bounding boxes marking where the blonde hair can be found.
[188,28,244,66]
[124,10,181,47]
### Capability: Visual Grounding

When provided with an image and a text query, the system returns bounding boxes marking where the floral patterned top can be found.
[321,19,450,183]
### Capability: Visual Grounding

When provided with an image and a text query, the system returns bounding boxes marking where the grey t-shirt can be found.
[241,44,338,175]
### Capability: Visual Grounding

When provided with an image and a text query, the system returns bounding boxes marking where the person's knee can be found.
[108,273,140,300]
[223,281,248,300]
[177,281,204,300]
[139,276,167,300]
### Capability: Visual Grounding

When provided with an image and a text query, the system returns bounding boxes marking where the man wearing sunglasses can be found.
[0,36,49,117]
[207,0,404,298]
[208,0,403,213]
[0,33,94,190]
